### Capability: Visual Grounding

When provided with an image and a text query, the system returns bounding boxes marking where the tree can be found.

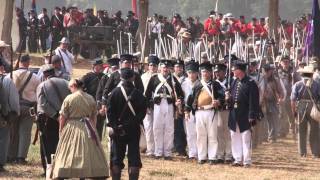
[0,0,15,44]
[136,0,149,62]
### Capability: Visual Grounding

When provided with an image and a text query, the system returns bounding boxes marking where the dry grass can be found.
[2,128,320,180]
[1,56,320,179]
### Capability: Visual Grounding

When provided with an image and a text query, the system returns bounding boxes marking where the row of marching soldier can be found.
[1,38,320,179]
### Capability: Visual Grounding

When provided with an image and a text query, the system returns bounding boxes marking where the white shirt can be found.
[141,71,155,94]
[8,69,41,103]
[181,78,198,103]
[55,47,75,74]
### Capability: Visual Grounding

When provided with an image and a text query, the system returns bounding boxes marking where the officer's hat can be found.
[148,55,159,65]
[120,54,134,63]
[20,54,31,63]
[54,7,61,11]
[159,59,173,67]
[59,37,70,44]
[232,61,248,71]
[92,58,103,66]
[199,61,213,72]
[174,59,184,67]
[107,58,120,67]
[185,60,199,72]
[120,68,134,80]
[214,63,227,72]
[51,55,61,64]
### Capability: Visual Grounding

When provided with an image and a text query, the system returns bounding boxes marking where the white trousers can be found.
[184,113,198,158]
[143,110,154,155]
[217,110,232,160]
[195,110,218,161]
[230,124,252,165]
[153,99,174,157]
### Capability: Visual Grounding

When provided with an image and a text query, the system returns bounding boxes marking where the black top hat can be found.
[185,60,199,72]
[148,55,160,65]
[108,58,120,67]
[214,63,227,72]
[199,61,213,71]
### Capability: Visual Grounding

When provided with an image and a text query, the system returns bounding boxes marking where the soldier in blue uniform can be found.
[81,58,105,140]
[107,68,147,180]
[226,61,260,167]
[102,54,144,106]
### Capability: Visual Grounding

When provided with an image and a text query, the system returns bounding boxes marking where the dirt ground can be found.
[1,55,320,180]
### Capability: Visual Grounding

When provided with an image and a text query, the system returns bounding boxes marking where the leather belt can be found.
[154,94,171,99]
[197,105,214,110]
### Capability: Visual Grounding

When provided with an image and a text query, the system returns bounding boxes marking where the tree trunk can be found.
[1,0,14,44]
[135,0,149,62]
[268,0,279,42]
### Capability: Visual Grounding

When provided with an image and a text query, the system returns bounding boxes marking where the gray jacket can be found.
[36,77,70,118]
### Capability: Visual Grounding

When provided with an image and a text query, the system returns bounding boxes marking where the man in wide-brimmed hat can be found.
[291,65,320,158]
[54,37,74,75]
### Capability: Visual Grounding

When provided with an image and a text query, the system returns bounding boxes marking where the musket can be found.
[171,74,183,119]
[10,42,14,79]
[14,39,24,70]
[257,40,267,82]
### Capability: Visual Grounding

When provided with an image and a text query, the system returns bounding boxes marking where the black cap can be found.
[159,59,173,67]
[174,13,181,19]
[120,68,135,80]
[21,54,30,63]
[232,61,248,71]
[199,61,213,71]
[214,63,227,72]
[92,58,103,66]
[54,6,61,10]
[108,58,120,67]
[185,61,199,72]
[224,54,238,62]
[148,55,159,65]
[263,64,275,71]
[120,54,134,62]
[51,55,61,64]
[174,59,184,67]
[127,10,135,17]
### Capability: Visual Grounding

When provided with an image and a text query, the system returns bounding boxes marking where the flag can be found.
[31,0,36,11]
[305,0,320,59]
[312,0,320,58]
[215,0,219,13]
[93,0,97,16]
[132,0,137,17]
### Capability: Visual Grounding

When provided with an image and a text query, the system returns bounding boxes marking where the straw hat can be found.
[0,41,10,47]
[297,65,314,74]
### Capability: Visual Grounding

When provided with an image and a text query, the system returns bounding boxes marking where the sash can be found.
[154,74,173,98]
[200,80,213,98]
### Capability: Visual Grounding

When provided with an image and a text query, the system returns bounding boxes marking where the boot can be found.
[128,167,140,180]
[111,166,121,180]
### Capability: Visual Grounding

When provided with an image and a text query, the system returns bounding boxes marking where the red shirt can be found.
[204,18,220,36]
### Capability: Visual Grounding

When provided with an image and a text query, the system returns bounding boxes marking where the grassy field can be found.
[1,57,320,179]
